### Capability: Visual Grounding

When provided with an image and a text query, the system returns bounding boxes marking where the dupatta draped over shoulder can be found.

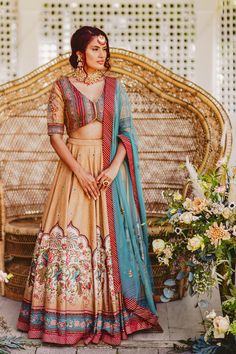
[102,76,162,331]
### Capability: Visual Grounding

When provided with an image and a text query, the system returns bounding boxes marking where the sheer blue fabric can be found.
[110,79,159,318]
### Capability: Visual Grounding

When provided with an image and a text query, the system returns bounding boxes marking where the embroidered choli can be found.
[47,75,105,136]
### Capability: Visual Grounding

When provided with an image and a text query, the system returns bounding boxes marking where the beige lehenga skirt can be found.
[17,137,154,346]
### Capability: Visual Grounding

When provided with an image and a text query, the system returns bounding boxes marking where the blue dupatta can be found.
[102,76,163,330]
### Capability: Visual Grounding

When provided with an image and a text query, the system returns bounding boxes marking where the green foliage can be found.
[0,336,29,353]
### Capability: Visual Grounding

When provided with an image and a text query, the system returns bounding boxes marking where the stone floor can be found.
[0,286,222,353]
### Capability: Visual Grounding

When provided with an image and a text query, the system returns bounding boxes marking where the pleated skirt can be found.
[17,137,155,346]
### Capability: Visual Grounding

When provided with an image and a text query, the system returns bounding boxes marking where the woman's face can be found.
[77,36,108,73]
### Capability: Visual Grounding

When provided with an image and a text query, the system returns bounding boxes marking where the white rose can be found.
[152,239,165,254]
[213,315,230,338]
[179,211,194,224]
[187,235,205,252]
[206,309,216,320]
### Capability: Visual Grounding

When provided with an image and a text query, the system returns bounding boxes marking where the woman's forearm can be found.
[49,135,82,175]
[110,141,126,171]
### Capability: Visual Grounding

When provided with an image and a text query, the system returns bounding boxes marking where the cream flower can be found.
[163,245,173,258]
[0,270,9,283]
[183,198,193,211]
[187,235,205,252]
[211,203,225,215]
[152,239,165,255]
[221,207,231,219]
[206,222,231,247]
[173,191,182,201]
[206,309,216,320]
[213,315,230,338]
[163,257,170,265]
[179,211,194,224]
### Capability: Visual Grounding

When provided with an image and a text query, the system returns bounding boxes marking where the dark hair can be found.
[69,26,111,73]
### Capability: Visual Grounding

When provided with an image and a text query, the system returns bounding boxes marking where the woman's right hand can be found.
[75,167,100,200]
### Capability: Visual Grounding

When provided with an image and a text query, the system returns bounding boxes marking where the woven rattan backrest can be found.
[0,49,232,220]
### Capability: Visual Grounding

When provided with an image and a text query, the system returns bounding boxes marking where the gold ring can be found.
[102,180,109,186]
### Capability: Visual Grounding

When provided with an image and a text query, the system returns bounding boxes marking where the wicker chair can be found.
[0,49,232,300]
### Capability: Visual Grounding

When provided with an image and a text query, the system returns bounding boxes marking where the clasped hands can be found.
[76,164,119,200]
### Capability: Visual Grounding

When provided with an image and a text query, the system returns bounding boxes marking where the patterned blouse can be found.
[47,75,105,136]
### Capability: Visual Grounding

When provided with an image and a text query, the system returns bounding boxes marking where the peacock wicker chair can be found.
[0,48,232,300]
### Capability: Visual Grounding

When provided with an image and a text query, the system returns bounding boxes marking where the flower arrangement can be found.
[0,270,13,284]
[152,157,236,302]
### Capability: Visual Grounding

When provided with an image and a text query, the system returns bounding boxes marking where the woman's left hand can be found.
[96,165,119,191]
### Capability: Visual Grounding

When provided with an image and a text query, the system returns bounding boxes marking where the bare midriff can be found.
[69,120,103,139]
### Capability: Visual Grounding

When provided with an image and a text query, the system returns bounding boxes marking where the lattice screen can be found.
[0,0,18,84]
[39,0,196,80]
[217,0,236,115]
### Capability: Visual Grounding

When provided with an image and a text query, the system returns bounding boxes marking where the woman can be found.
[17,26,163,346]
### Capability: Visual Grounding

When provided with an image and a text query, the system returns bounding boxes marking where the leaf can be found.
[188,272,194,282]
[163,287,175,299]
[0,347,11,354]
[186,261,195,267]
[197,299,209,309]
[0,335,30,352]
[176,270,188,280]
[192,335,219,354]
[160,294,171,302]
[163,279,176,287]
[189,284,194,296]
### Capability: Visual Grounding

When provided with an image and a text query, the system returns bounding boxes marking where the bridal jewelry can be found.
[73,67,105,85]
[97,34,106,45]
[77,55,83,69]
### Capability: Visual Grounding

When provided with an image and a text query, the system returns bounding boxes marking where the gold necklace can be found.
[72,68,105,85]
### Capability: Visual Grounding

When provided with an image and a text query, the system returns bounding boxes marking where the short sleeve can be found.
[47,80,65,136]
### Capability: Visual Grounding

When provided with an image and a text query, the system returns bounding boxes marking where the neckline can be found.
[67,76,106,104]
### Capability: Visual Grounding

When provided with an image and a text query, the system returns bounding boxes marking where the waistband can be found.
[66,137,103,146]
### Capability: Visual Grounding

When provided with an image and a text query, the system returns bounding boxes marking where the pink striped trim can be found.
[102,77,121,293]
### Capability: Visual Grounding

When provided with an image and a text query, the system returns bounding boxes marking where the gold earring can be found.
[77,55,83,69]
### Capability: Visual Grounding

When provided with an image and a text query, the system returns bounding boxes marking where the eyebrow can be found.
[91,45,107,48]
